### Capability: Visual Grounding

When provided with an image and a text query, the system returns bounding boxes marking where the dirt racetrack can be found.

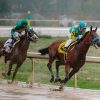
[0,80,100,100]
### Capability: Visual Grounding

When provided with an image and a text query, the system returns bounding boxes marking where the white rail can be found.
[0,27,100,37]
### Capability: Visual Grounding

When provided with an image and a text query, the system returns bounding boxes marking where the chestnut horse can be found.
[39,26,100,90]
[0,29,38,82]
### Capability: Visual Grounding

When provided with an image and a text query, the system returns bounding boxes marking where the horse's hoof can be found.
[2,73,6,77]
[59,86,64,91]
[54,78,61,83]
[7,80,12,84]
[51,87,64,91]
[50,77,54,83]
[59,79,65,83]
[58,78,61,82]
[54,79,58,83]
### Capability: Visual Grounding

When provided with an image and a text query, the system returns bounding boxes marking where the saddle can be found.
[58,40,77,54]
[58,40,77,61]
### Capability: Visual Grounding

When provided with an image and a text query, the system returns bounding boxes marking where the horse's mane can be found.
[77,31,89,44]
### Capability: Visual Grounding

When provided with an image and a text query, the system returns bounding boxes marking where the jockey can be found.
[11,19,30,42]
[3,19,30,53]
[63,21,88,51]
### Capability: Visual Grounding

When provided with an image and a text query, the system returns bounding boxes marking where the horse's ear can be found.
[95,27,97,32]
[90,26,92,31]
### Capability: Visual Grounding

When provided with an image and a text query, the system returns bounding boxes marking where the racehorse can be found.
[97,41,100,47]
[38,26,100,90]
[0,28,38,82]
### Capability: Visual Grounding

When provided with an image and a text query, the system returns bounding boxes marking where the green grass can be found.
[0,36,100,90]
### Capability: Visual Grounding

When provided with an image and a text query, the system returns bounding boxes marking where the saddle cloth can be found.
[58,40,77,55]
[58,41,67,54]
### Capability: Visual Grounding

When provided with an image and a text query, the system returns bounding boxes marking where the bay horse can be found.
[39,26,100,90]
[0,28,38,82]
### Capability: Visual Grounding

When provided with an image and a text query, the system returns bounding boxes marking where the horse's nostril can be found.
[35,37,38,39]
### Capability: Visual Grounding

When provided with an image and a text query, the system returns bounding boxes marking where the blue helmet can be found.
[79,21,88,29]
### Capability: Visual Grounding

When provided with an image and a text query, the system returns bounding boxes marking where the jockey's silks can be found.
[69,25,86,40]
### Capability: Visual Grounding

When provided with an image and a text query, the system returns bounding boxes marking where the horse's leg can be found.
[4,62,8,75]
[54,61,61,82]
[2,57,8,77]
[59,64,71,83]
[64,65,71,81]
[47,48,57,82]
[59,67,79,89]
[4,58,8,74]
[7,61,13,76]
[12,64,21,82]
[47,61,54,83]
[47,55,56,83]
[2,62,8,77]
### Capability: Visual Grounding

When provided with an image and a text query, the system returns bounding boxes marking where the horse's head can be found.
[28,28,38,42]
[89,26,100,49]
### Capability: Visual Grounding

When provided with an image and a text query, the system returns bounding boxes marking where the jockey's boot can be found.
[10,40,14,47]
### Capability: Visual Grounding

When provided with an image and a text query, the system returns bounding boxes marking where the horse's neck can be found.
[76,33,91,57]
[20,36,30,52]
[16,35,30,53]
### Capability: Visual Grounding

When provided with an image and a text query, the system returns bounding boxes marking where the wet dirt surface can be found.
[0,80,100,100]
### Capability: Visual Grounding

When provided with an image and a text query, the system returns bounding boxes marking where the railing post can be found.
[74,73,77,88]
[28,58,35,86]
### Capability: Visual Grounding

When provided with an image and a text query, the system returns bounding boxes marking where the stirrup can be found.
[64,53,67,62]
[63,47,68,52]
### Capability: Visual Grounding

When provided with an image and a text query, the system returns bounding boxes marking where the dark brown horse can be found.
[0,28,38,82]
[39,26,100,90]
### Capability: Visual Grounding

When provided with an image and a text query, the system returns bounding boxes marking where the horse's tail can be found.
[38,47,49,55]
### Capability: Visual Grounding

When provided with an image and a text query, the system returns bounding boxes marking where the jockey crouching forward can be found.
[63,21,88,52]
[3,19,30,53]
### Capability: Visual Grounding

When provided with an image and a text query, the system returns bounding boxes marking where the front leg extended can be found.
[59,68,79,90]
[59,65,71,89]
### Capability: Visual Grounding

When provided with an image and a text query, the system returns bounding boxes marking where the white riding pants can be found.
[64,39,74,48]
